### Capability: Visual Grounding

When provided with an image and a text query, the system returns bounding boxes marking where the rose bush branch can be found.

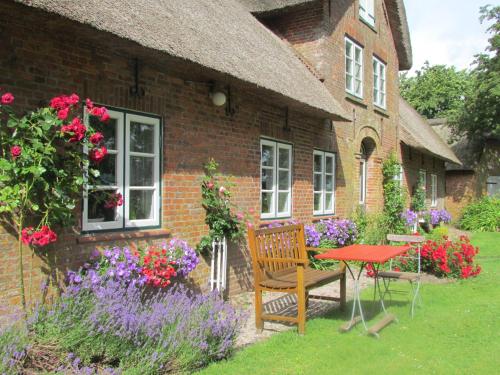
[0,91,118,313]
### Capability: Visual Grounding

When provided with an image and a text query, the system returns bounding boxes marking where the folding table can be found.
[315,244,411,337]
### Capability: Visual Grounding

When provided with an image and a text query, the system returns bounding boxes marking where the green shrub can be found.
[460,196,500,232]
[355,212,390,245]
[0,324,28,375]
[382,152,406,234]
[426,225,450,242]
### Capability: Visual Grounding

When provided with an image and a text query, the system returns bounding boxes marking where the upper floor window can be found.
[345,37,363,98]
[261,139,292,219]
[313,150,336,215]
[373,56,386,109]
[359,0,375,27]
[82,109,161,231]
[431,174,438,207]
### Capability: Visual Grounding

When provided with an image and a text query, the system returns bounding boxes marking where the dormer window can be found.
[359,0,375,27]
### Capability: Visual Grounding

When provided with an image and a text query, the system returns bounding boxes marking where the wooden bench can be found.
[248,224,346,335]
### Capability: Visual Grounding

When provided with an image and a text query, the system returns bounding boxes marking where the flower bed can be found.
[305,219,357,248]
[389,235,481,279]
[0,243,244,374]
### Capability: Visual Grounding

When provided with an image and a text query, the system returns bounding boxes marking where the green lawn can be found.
[200,232,500,375]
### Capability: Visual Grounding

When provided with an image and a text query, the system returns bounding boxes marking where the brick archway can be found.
[355,129,382,213]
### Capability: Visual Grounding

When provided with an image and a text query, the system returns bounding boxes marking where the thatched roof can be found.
[240,0,413,71]
[399,98,461,164]
[16,0,349,120]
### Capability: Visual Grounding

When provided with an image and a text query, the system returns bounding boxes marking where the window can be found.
[393,164,403,186]
[431,174,437,207]
[373,56,386,108]
[419,169,427,192]
[313,151,336,215]
[359,158,367,204]
[345,37,363,98]
[260,139,292,219]
[359,0,375,27]
[82,109,161,231]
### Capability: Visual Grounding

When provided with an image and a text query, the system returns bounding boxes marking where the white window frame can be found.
[82,109,161,232]
[431,174,437,207]
[359,0,375,27]
[260,139,292,219]
[345,37,364,98]
[313,150,336,215]
[373,56,386,109]
[359,158,367,204]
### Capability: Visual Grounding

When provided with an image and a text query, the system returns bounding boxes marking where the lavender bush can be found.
[428,209,452,226]
[401,209,418,227]
[0,325,28,375]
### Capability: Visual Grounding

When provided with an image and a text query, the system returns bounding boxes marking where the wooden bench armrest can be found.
[306,247,338,253]
[257,257,309,265]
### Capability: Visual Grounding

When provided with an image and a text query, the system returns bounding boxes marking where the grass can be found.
[200,232,500,375]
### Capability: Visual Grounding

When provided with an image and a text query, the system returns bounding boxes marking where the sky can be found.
[404,0,492,74]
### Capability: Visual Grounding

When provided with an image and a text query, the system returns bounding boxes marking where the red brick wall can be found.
[0,2,343,324]
[445,171,476,221]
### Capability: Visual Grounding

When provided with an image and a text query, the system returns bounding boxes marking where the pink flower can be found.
[207,182,214,189]
[104,193,123,209]
[247,222,254,229]
[90,106,110,122]
[49,94,79,110]
[85,98,94,110]
[236,212,244,220]
[57,107,69,120]
[89,146,107,164]
[249,207,255,214]
[219,186,226,194]
[10,145,22,159]
[89,132,104,145]
[1,93,14,105]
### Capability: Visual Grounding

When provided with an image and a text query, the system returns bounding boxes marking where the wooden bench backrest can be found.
[387,234,425,243]
[248,224,307,278]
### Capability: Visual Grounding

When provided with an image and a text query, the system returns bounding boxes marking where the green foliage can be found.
[0,324,28,375]
[399,62,472,120]
[411,174,426,212]
[197,159,247,253]
[352,208,389,245]
[460,196,500,232]
[382,152,406,235]
[426,225,450,242]
[453,5,500,141]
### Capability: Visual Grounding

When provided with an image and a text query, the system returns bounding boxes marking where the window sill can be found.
[359,17,377,33]
[312,215,338,223]
[345,94,367,108]
[77,228,171,244]
[374,106,389,118]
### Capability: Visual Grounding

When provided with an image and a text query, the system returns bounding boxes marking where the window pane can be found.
[325,156,333,172]
[88,189,119,222]
[129,190,153,220]
[346,41,352,57]
[261,192,273,214]
[346,75,353,91]
[314,173,322,191]
[278,192,289,214]
[261,168,274,190]
[355,48,361,63]
[261,145,274,167]
[346,59,353,74]
[90,116,117,150]
[130,122,155,153]
[96,154,116,186]
[314,193,322,212]
[314,154,323,172]
[279,148,290,169]
[355,63,362,79]
[325,193,333,211]
[325,175,334,191]
[278,170,289,190]
[355,80,362,95]
[130,156,154,186]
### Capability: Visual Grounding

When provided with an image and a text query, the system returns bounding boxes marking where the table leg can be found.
[339,262,368,332]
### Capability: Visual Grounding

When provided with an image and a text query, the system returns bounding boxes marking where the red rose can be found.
[1,93,14,105]
[104,192,123,209]
[30,226,57,247]
[57,107,69,120]
[10,145,22,159]
[85,98,94,110]
[89,146,107,163]
[90,106,110,122]
[61,117,87,142]
[89,132,104,145]
[21,227,34,245]
[49,94,79,110]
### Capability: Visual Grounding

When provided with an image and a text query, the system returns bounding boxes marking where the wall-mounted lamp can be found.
[211,91,227,107]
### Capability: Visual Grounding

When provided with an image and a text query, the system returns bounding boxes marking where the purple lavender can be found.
[305,225,321,247]
[163,239,199,277]
[429,209,452,225]
[305,219,357,248]
[401,209,418,227]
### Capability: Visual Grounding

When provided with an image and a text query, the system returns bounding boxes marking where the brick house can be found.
[430,118,500,220]
[0,0,457,324]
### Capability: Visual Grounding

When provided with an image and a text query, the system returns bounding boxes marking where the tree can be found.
[453,5,500,140]
[400,62,473,121]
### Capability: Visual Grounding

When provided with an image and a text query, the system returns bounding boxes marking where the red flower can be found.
[49,93,79,110]
[21,227,34,245]
[10,145,22,159]
[207,181,214,189]
[85,98,94,110]
[1,93,14,105]
[61,117,87,142]
[57,107,69,120]
[89,132,104,145]
[89,146,107,163]
[104,193,123,209]
[90,106,110,122]
[366,263,375,278]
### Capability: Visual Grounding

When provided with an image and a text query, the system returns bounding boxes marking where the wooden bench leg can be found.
[340,274,346,312]
[297,286,306,335]
[305,291,310,310]
[255,288,264,333]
